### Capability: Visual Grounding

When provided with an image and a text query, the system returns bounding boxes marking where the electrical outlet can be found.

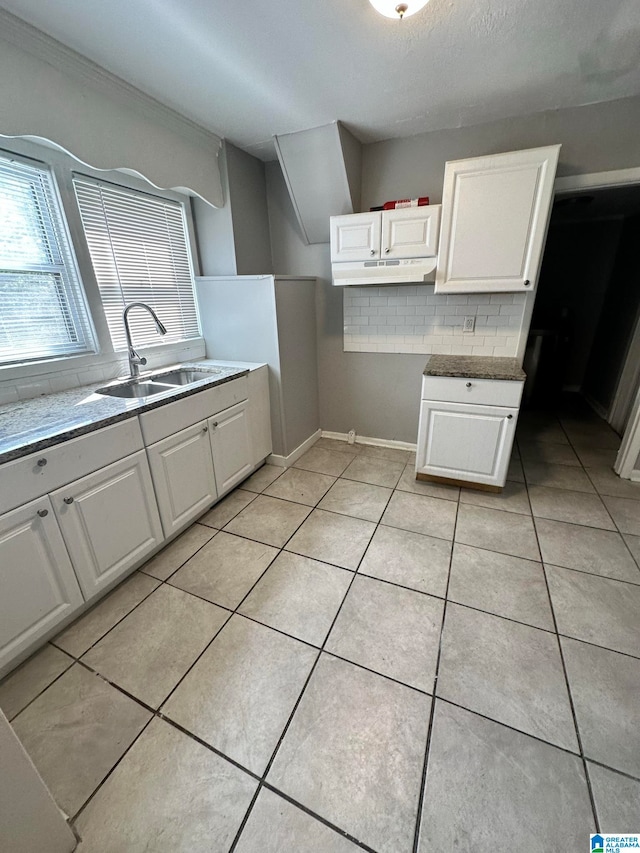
[463,316,475,333]
[347,429,356,444]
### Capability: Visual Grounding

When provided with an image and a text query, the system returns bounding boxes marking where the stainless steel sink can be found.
[94,365,225,399]
[95,381,177,399]
[149,368,221,385]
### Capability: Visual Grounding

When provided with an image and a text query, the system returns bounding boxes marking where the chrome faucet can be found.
[123,302,167,377]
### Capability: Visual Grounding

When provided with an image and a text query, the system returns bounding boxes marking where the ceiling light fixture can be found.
[369,0,429,19]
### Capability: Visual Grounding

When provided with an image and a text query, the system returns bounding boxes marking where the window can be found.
[0,152,94,365]
[74,176,200,351]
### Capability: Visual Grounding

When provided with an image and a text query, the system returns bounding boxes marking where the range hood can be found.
[274,121,362,244]
[332,257,438,286]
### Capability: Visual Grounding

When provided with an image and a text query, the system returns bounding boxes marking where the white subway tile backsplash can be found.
[343,285,524,357]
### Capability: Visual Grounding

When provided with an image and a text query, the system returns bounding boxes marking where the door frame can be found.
[553,166,640,480]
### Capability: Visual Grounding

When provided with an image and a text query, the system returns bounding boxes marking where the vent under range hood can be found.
[274,121,362,245]
[332,256,438,287]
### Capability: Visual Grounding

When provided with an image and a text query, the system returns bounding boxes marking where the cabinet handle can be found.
[202,425,208,432]
[63,496,74,505]
[507,414,513,419]
[370,249,375,256]
[524,279,531,287]
[37,508,48,518]
[466,382,472,388]
[211,421,219,428]
[37,458,47,467]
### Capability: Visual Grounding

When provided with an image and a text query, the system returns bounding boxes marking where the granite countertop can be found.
[423,355,526,382]
[0,361,251,465]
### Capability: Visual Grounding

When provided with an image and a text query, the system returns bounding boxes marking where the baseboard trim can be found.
[267,429,322,468]
[321,430,417,453]
[581,392,610,424]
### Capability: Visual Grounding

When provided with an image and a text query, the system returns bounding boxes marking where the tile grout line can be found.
[69,711,156,827]
[7,431,637,846]
[522,455,601,834]
[411,487,460,853]
[227,476,402,853]
[3,647,76,723]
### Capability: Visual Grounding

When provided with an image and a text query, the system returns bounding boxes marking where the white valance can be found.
[0,14,224,208]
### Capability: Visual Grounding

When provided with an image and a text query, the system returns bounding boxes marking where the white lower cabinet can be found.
[0,366,272,676]
[51,451,163,599]
[0,497,83,671]
[416,374,524,488]
[147,421,218,537]
[147,400,254,535]
[417,399,517,487]
[209,401,253,495]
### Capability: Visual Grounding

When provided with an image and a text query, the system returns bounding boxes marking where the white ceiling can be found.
[2,0,640,160]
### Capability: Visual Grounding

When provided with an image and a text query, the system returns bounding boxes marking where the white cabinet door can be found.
[435,145,560,294]
[52,451,163,599]
[330,212,381,262]
[147,420,218,537]
[381,206,440,259]
[0,497,83,673]
[417,400,518,487]
[209,402,253,496]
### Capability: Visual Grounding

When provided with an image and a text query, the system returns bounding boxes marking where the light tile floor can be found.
[2,399,640,851]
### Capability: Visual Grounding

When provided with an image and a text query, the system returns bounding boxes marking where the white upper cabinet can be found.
[330,212,381,262]
[330,206,440,263]
[435,145,560,294]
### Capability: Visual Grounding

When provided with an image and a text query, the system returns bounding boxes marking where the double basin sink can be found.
[95,368,221,399]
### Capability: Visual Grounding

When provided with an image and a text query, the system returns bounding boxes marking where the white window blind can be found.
[73,176,200,351]
[0,153,94,364]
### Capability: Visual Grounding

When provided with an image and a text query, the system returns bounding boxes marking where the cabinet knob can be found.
[202,425,208,432]
[37,458,47,467]
[507,414,513,419]
[384,248,390,254]
[370,249,375,256]
[63,496,74,505]
[524,279,531,287]
[211,421,219,428]
[37,508,48,518]
[466,382,472,388]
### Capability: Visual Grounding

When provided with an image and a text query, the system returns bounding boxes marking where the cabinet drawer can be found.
[421,375,523,408]
[0,419,144,516]
[139,377,248,445]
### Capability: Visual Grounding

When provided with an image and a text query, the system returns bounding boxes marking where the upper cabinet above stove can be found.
[330,205,441,263]
[435,145,561,295]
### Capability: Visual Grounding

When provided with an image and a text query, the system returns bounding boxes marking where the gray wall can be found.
[194,141,273,277]
[267,94,640,444]
[193,143,237,276]
[226,143,274,273]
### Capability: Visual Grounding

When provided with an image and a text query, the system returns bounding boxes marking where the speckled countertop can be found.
[424,355,526,382]
[0,361,250,465]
